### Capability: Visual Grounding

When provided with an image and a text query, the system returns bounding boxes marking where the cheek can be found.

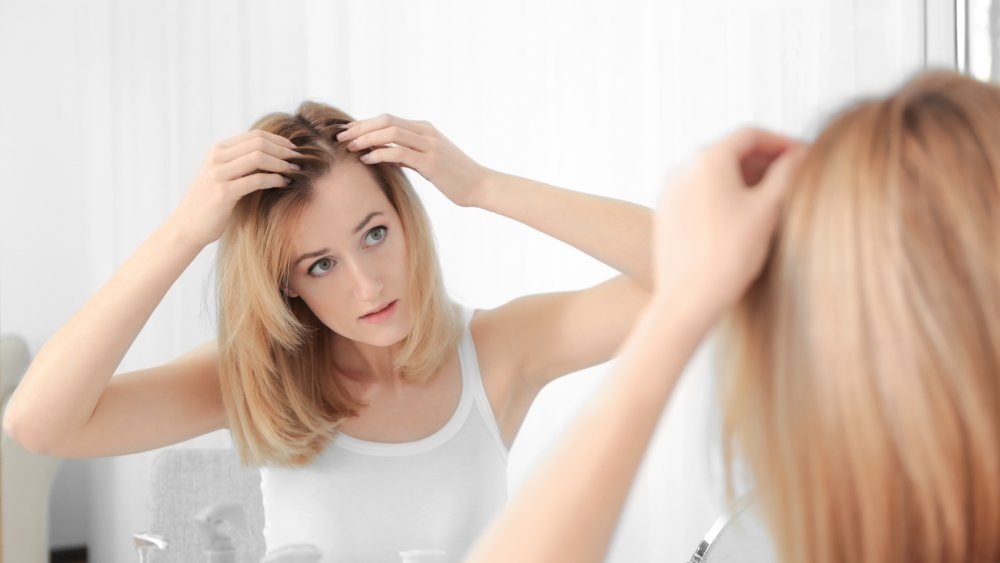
[389,238,410,284]
[297,279,349,321]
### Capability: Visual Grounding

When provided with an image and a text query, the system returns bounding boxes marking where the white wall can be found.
[1,1,926,562]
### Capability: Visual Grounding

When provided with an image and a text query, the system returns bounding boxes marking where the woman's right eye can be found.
[308,258,336,277]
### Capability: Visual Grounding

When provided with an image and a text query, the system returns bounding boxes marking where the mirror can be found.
[0,1,952,562]
[964,0,1000,83]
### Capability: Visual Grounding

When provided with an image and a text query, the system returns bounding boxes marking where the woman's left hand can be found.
[653,127,805,323]
[337,114,491,207]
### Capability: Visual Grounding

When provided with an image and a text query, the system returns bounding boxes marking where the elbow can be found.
[3,402,59,456]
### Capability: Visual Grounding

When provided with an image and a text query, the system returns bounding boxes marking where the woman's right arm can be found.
[465,129,804,563]
[2,129,301,457]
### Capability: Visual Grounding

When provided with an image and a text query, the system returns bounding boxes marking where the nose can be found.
[346,259,383,303]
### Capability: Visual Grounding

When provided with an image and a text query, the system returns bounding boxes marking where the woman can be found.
[2,103,653,560]
[467,70,1000,563]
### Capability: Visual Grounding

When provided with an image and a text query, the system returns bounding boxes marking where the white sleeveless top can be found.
[260,307,509,562]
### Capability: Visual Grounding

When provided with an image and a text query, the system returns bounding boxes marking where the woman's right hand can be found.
[169,129,302,247]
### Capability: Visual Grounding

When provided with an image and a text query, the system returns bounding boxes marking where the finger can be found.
[337,114,432,142]
[740,137,807,186]
[216,135,302,165]
[359,145,425,168]
[347,126,431,153]
[229,172,291,198]
[741,151,781,187]
[218,128,296,150]
[716,128,801,186]
[217,150,300,181]
[720,127,799,159]
[717,129,799,182]
[754,146,808,206]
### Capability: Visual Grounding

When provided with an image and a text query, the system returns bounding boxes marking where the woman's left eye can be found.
[363,226,388,247]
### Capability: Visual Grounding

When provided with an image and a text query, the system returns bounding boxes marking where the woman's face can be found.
[285,160,411,347]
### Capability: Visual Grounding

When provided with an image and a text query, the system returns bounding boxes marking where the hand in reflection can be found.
[337,113,491,207]
[171,129,303,248]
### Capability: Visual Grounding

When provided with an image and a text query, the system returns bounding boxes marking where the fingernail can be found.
[284,176,292,184]
[337,130,351,141]
[360,153,372,164]
[289,163,301,170]
[347,140,358,150]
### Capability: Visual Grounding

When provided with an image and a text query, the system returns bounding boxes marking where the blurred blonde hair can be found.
[216,102,461,467]
[720,71,1000,562]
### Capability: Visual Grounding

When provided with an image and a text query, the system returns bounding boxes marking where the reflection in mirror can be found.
[2,1,938,562]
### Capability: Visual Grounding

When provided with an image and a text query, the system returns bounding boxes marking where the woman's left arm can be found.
[339,115,655,407]
[472,171,654,290]
[337,114,652,289]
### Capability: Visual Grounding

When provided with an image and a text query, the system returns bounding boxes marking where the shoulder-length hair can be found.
[720,71,1000,562]
[216,102,462,467]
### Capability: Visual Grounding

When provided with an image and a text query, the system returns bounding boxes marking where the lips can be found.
[360,300,396,318]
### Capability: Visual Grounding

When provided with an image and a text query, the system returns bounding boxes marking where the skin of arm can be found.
[3,221,205,454]
[465,296,710,563]
[339,114,662,452]
[461,166,658,416]
[469,170,654,291]
[340,115,654,292]
[464,128,806,562]
[448,166,658,402]
[341,115,651,353]
[339,115,656,446]
[3,129,300,456]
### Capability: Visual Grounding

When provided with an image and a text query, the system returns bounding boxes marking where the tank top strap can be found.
[459,306,510,460]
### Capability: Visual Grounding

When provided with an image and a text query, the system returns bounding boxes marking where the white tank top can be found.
[260,307,509,562]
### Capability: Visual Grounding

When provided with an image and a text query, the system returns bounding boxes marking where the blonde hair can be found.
[720,71,1000,562]
[216,102,461,467]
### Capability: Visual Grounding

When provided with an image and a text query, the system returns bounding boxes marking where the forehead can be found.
[292,160,396,246]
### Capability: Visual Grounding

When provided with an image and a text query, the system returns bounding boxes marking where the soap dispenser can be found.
[193,501,249,563]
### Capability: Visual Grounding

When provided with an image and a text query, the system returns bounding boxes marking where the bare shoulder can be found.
[463,280,649,444]
[472,279,648,379]
[466,302,550,446]
[467,301,534,379]
[467,305,519,383]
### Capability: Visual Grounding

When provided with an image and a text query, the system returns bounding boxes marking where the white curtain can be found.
[0,1,924,561]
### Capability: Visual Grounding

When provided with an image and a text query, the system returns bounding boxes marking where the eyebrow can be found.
[292,211,385,267]
[353,211,383,234]
[293,248,330,267]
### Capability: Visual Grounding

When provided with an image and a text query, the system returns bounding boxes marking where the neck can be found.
[332,335,403,384]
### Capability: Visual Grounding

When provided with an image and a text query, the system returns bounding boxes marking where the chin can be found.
[362,320,411,348]
[362,331,405,348]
